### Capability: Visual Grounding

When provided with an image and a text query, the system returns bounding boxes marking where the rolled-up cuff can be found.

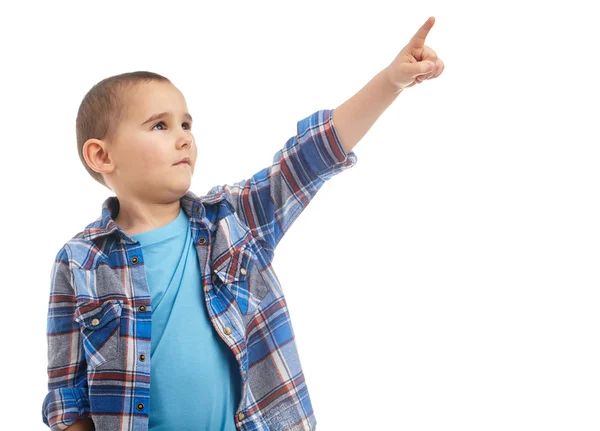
[297,109,358,182]
[42,387,90,431]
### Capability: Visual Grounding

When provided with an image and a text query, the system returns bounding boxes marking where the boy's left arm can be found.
[210,17,443,252]
[333,16,444,154]
[208,108,357,252]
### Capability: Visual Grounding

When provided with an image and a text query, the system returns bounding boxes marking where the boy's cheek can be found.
[136,151,159,170]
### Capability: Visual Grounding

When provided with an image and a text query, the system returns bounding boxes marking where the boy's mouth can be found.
[174,157,191,166]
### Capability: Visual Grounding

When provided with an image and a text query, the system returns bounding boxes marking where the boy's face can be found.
[103,80,197,200]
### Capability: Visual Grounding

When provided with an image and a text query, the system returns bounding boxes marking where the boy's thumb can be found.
[409,61,435,77]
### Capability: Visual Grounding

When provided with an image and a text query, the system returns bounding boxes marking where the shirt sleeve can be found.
[42,245,91,430]
[207,108,357,251]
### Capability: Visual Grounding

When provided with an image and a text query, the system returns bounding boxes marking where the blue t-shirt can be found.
[131,208,241,430]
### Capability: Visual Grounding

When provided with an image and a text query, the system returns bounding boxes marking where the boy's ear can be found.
[84,138,115,174]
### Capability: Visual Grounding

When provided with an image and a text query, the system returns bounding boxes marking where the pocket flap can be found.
[213,244,257,284]
[75,300,124,330]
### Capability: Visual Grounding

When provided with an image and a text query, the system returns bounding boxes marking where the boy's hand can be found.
[64,417,95,430]
[385,16,445,91]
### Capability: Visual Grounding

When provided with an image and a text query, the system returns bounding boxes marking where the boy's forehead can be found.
[125,82,187,122]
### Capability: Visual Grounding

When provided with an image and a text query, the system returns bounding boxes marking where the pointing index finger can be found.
[410,16,435,49]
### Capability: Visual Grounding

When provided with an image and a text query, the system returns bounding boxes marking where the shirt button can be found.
[238,412,245,421]
[138,305,146,312]
[242,370,246,377]
[223,326,232,335]
[139,354,146,362]
[91,318,100,326]
[204,284,210,292]
[131,256,139,264]
[136,403,145,411]
[240,268,247,275]
[197,237,206,245]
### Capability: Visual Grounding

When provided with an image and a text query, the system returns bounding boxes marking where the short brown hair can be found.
[76,71,171,189]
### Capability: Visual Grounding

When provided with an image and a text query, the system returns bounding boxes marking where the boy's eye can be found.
[152,121,192,131]
[152,121,166,131]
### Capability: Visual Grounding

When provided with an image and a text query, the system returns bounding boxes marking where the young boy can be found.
[42,17,443,431]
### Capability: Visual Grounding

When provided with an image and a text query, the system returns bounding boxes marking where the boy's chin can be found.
[171,177,192,192]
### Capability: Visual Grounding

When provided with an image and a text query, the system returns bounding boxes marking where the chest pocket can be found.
[74,300,123,368]
[212,244,270,315]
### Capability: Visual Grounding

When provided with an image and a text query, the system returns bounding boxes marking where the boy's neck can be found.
[113,198,182,236]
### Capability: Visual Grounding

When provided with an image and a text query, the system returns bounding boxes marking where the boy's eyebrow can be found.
[141,112,193,125]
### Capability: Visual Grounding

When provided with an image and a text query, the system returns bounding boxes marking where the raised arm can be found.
[207,109,357,252]
[332,16,444,154]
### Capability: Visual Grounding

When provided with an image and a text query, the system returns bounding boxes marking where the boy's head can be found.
[77,71,196,201]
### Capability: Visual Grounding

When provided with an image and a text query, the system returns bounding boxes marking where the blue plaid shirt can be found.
[42,109,358,431]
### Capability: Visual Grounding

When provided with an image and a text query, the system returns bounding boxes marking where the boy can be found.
[42,16,443,431]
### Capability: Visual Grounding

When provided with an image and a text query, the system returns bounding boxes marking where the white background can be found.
[1,0,599,429]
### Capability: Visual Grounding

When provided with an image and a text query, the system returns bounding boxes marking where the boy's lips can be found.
[174,157,191,166]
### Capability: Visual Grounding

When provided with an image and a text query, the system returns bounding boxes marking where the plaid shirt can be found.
[42,109,358,431]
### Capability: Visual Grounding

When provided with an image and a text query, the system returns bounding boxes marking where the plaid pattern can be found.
[42,109,357,431]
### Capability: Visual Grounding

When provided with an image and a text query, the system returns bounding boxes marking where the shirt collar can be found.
[83,189,227,244]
